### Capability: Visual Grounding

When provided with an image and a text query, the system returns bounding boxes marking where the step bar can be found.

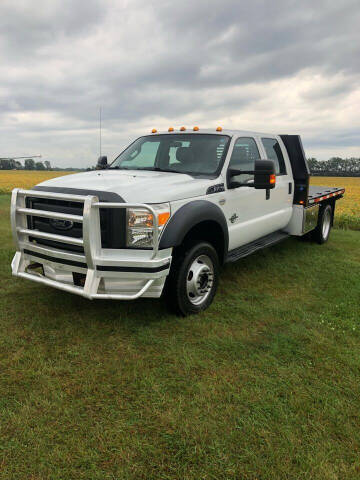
[226,231,289,263]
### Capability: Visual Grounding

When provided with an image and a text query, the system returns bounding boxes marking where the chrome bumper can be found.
[10,188,172,300]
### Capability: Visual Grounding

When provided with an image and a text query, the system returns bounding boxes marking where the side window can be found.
[261,138,286,175]
[228,137,260,184]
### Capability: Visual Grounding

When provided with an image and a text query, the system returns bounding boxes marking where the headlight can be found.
[126,203,170,248]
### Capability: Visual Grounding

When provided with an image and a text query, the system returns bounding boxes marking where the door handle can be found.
[288,183,292,194]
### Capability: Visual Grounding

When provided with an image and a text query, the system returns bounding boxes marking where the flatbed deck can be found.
[308,186,345,205]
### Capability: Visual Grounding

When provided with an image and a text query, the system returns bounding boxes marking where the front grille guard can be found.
[10,188,163,299]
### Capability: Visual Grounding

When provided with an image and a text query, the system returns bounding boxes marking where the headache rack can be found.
[10,188,168,300]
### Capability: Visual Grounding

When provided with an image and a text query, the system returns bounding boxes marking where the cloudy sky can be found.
[1,0,359,168]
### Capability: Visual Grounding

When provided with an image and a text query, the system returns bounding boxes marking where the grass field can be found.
[0,187,360,478]
[0,171,359,229]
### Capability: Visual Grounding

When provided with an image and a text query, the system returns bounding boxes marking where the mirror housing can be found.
[254,159,276,189]
[97,155,108,169]
[227,160,276,190]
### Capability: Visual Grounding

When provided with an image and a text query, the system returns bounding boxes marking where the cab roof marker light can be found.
[180,126,186,131]
[193,126,199,131]
[216,126,222,132]
[151,128,157,133]
[168,127,174,132]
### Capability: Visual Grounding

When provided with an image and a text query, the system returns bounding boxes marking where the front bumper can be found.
[10,188,172,300]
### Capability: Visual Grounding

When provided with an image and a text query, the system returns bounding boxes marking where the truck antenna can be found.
[99,106,102,158]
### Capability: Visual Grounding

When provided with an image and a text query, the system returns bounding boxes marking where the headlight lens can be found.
[126,203,170,248]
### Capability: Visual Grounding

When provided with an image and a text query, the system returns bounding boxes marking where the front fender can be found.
[159,200,229,254]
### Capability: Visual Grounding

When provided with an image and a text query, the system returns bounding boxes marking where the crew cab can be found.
[10,128,345,315]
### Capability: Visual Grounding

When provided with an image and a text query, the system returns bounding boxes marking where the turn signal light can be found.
[168,127,174,132]
[216,126,222,132]
[180,126,186,131]
[193,126,199,131]
[270,174,276,185]
[151,128,157,133]
[158,212,170,226]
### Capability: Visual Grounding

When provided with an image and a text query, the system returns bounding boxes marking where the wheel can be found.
[165,241,219,316]
[312,204,333,244]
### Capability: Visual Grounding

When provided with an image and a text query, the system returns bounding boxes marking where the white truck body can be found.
[10,128,345,314]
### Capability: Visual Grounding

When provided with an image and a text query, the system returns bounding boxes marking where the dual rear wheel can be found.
[312,204,333,244]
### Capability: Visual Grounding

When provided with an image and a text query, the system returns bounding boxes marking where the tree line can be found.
[1,155,360,175]
[0,158,51,170]
[307,157,360,176]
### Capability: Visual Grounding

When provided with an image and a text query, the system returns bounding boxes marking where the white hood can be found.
[35,169,218,203]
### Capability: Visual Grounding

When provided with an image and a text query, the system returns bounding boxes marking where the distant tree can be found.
[0,159,11,170]
[9,159,16,169]
[307,158,319,171]
[44,160,51,170]
[14,161,22,169]
[24,158,35,170]
[35,161,45,170]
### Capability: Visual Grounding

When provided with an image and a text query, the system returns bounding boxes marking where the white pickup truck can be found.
[10,128,345,315]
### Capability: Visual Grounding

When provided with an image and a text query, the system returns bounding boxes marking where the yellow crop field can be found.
[310,176,360,229]
[0,170,75,193]
[0,171,359,229]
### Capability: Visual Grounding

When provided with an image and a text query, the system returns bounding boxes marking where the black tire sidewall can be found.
[314,204,333,244]
[171,242,219,316]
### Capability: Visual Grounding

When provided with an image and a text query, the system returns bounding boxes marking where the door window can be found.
[261,138,286,175]
[228,137,260,184]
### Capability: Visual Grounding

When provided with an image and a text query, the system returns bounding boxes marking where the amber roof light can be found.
[216,126,222,132]
[151,128,157,133]
[180,126,186,131]
[193,126,199,131]
[168,127,174,132]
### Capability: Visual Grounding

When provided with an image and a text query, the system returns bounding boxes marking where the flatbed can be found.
[308,186,345,205]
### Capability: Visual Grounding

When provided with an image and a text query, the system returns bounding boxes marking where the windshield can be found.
[110,134,230,175]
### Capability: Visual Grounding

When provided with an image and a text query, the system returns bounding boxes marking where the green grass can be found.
[0,193,360,480]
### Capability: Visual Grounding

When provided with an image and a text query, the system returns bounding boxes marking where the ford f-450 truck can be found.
[10,128,345,315]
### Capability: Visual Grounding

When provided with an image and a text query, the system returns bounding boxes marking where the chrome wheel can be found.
[186,254,214,306]
[322,208,331,239]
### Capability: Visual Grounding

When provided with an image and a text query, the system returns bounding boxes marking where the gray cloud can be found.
[0,0,359,166]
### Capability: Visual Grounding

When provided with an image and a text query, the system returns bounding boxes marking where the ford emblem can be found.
[49,218,74,231]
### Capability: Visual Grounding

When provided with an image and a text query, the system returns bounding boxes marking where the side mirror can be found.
[254,159,276,190]
[97,155,108,169]
[227,160,276,190]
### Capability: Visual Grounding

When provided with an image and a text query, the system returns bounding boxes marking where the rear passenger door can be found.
[260,137,293,225]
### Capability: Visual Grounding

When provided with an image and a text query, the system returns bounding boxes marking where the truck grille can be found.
[26,197,125,252]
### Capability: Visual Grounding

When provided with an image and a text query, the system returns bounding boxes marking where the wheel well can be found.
[175,220,226,264]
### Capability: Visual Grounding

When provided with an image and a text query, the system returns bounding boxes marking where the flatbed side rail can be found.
[308,187,345,205]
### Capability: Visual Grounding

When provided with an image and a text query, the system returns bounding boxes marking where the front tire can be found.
[312,204,333,244]
[166,242,219,316]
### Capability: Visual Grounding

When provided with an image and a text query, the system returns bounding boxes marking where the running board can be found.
[226,231,290,263]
